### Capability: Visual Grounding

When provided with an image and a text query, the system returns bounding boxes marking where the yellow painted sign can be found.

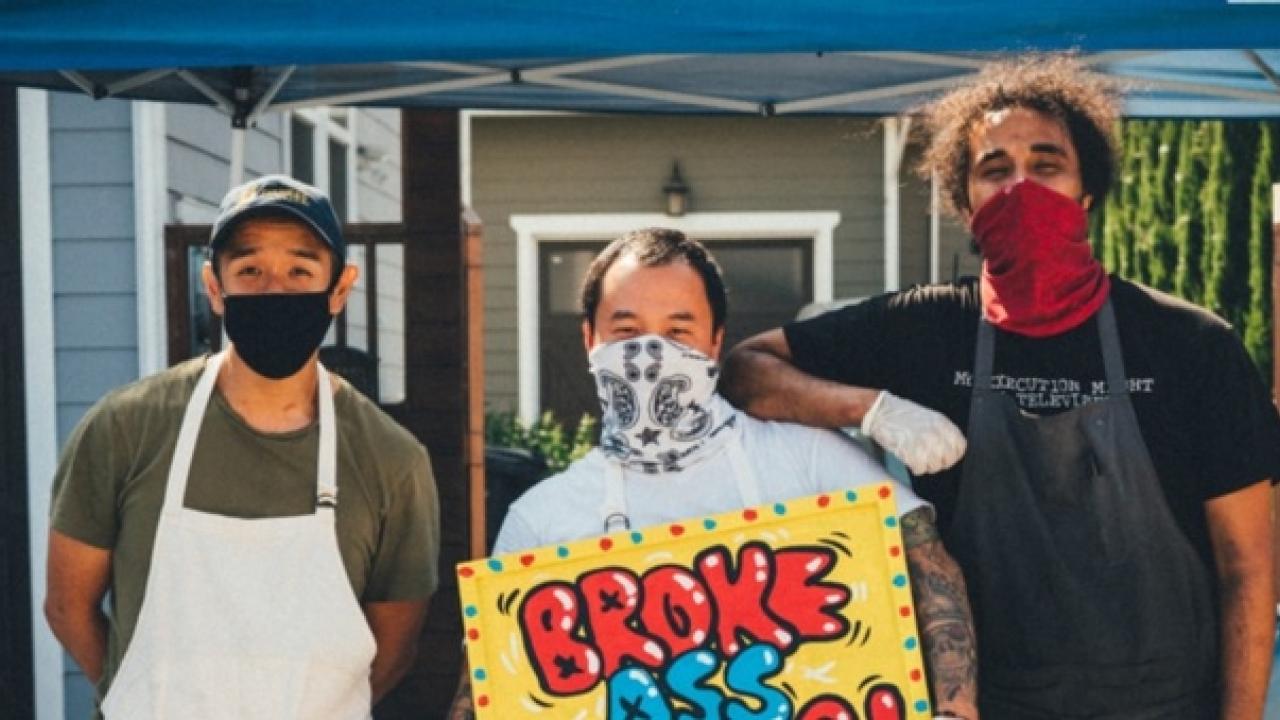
[457,485,931,720]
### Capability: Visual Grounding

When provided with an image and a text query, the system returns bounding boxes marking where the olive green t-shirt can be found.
[51,356,440,704]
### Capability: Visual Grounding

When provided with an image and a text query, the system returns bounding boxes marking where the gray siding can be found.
[471,115,885,412]
[166,104,285,222]
[354,108,402,223]
[48,90,138,717]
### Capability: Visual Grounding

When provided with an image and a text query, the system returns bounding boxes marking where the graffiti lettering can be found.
[520,542,847,697]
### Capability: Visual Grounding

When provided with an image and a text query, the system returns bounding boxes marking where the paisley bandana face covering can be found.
[588,334,737,473]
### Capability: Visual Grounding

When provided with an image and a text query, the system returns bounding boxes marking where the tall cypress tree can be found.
[1200,121,1229,320]
[1243,121,1276,379]
[1103,121,1144,278]
[1146,121,1180,292]
[1129,120,1159,285]
[1173,121,1206,305]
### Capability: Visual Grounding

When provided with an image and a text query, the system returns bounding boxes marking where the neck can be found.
[216,346,322,433]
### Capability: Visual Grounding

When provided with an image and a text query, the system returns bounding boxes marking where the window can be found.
[287,109,406,404]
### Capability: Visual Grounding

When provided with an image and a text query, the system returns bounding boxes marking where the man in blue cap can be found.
[44,175,440,719]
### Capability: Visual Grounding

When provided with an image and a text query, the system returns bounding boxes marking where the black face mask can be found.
[222,292,334,379]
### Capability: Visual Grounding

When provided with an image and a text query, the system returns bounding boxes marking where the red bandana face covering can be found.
[969,179,1110,338]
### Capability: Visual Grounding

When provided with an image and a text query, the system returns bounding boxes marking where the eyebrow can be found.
[975,142,1069,166]
[223,245,323,262]
[606,309,699,322]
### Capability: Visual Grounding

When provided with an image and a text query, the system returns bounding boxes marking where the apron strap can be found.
[162,352,226,515]
[601,462,630,532]
[974,314,997,391]
[315,363,338,507]
[1095,300,1129,399]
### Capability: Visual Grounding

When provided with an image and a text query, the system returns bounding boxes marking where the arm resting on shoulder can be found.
[901,508,980,720]
[45,530,112,684]
[446,655,477,720]
[1205,480,1274,720]
[720,328,880,428]
[364,599,429,704]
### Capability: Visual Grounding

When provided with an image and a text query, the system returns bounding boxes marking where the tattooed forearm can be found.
[446,666,477,720]
[903,509,979,718]
[900,507,942,550]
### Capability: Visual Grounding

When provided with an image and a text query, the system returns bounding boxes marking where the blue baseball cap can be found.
[209,175,346,261]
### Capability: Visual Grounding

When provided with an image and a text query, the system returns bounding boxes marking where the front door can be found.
[539,238,813,426]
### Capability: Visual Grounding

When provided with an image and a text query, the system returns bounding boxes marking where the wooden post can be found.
[462,209,487,560]
[379,109,469,719]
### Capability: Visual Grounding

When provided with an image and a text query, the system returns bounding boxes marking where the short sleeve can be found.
[1194,326,1280,498]
[783,294,894,389]
[364,444,441,601]
[491,508,541,556]
[802,426,930,518]
[50,397,131,549]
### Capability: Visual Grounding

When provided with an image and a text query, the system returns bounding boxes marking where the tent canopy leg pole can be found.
[229,127,246,187]
[883,116,911,292]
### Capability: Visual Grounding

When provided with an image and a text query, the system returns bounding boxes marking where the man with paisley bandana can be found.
[448,228,979,720]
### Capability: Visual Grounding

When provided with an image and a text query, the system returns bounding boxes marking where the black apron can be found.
[945,301,1218,719]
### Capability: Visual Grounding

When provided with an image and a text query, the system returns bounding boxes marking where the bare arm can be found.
[1205,480,1274,720]
[45,530,112,684]
[364,599,429,704]
[720,328,881,428]
[901,507,980,720]
[445,655,476,720]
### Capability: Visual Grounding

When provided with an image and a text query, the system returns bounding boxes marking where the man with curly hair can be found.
[722,56,1278,719]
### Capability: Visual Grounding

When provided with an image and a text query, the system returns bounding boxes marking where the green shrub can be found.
[485,409,596,473]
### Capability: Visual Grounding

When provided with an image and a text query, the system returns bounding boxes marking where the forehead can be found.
[969,106,1075,157]
[224,217,327,254]
[599,256,709,307]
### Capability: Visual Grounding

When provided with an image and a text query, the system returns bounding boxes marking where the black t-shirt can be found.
[784,275,1280,568]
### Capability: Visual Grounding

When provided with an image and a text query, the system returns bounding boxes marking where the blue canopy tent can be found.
[1,1,1279,123]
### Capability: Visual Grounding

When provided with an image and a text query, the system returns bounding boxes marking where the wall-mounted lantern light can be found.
[663,161,689,217]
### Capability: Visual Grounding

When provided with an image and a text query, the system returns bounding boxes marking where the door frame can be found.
[509,211,840,425]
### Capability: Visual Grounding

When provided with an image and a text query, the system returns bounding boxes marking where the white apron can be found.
[599,432,761,533]
[101,352,377,720]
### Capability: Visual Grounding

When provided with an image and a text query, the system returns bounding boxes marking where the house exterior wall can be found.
[470,114,887,414]
[47,91,138,719]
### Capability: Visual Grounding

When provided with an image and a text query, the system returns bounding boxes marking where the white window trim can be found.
[290,108,358,219]
[20,88,64,720]
[509,211,839,425]
[132,100,168,377]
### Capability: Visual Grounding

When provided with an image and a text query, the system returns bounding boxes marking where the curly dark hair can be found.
[917,54,1121,217]
[580,228,727,332]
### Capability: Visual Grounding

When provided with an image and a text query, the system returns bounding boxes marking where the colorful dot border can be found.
[455,481,931,717]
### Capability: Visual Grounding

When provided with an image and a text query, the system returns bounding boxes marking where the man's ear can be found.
[1081,194,1094,211]
[709,326,726,361]
[327,264,360,315]
[202,261,226,317]
[581,318,596,355]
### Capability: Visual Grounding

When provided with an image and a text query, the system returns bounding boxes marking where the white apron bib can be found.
[600,431,761,533]
[101,352,377,720]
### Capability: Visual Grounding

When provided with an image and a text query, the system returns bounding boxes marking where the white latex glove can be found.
[860,390,967,475]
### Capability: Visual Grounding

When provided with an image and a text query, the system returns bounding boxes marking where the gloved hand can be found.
[860,390,966,475]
